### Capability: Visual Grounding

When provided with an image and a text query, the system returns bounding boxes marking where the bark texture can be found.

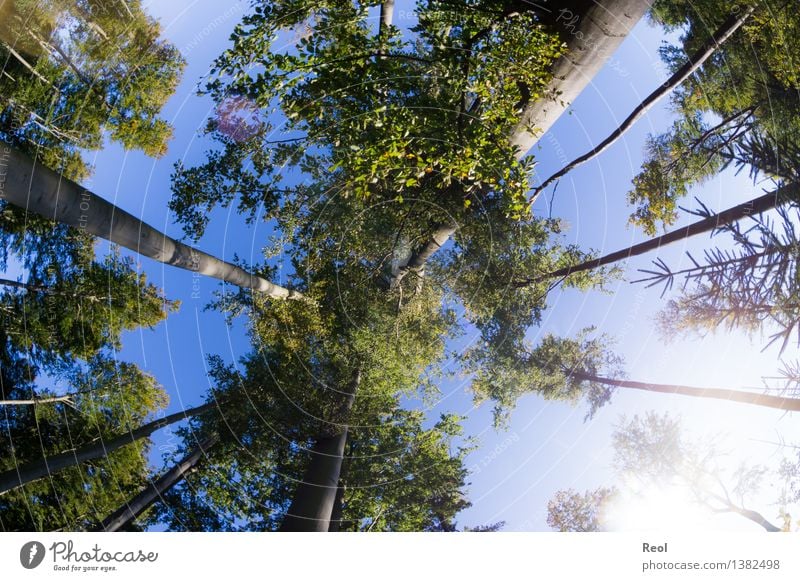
[96,435,218,532]
[0,146,303,299]
[279,370,360,532]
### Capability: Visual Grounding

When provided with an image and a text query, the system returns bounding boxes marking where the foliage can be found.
[645,188,800,352]
[144,352,473,532]
[629,0,800,234]
[0,356,168,531]
[549,411,793,532]
[467,329,623,426]
[546,487,616,532]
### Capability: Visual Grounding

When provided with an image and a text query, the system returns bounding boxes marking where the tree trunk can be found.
[279,369,360,532]
[380,0,394,31]
[529,6,755,202]
[0,394,73,406]
[398,0,651,280]
[726,504,782,532]
[0,145,304,300]
[518,183,798,286]
[0,40,57,88]
[509,0,651,156]
[383,224,457,289]
[96,435,218,532]
[327,483,346,532]
[0,401,219,495]
[572,371,800,412]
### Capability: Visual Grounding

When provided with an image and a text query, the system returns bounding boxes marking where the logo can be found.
[20,541,46,569]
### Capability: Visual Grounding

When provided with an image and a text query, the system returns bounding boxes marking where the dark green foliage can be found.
[0,356,168,531]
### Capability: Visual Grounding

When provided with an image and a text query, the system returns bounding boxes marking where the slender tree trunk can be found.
[95,435,218,532]
[0,145,304,300]
[279,369,360,532]
[517,183,798,286]
[0,40,57,88]
[530,6,755,202]
[0,401,219,495]
[0,394,72,406]
[572,371,800,412]
[27,29,92,85]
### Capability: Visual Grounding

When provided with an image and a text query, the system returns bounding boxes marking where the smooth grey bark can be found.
[509,0,652,156]
[0,146,304,300]
[384,224,457,289]
[0,401,219,495]
[328,483,346,532]
[0,394,73,406]
[530,6,755,202]
[572,371,800,412]
[96,435,219,532]
[380,0,394,31]
[517,183,798,286]
[279,370,360,532]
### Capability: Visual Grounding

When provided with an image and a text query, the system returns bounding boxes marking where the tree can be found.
[469,329,800,424]
[0,356,169,531]
[515,183,797,287]
[546,487,616,532]
[0,397,220,496]
[1,0,185,174]
[626,0,800,234]
[96,436,218,532]
[1,145,304,299]
[529,6,755,202]
[548,412,790,532]
[138,344,472,532]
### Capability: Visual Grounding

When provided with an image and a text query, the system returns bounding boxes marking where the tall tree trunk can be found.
[0,401,219,495]
[279,369,360,532]
[0,146,304,300]
[572,371,800,412]
[509,0,651,156]
[517,183,797,286]
[396,0,651,280]
[96,435,218,532]
[529,6,755,202]
[0,40,57,88]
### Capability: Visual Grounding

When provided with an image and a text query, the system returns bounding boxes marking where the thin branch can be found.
[528,6,756,205]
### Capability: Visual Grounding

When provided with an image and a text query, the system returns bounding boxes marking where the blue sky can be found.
[63,0,800,531]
